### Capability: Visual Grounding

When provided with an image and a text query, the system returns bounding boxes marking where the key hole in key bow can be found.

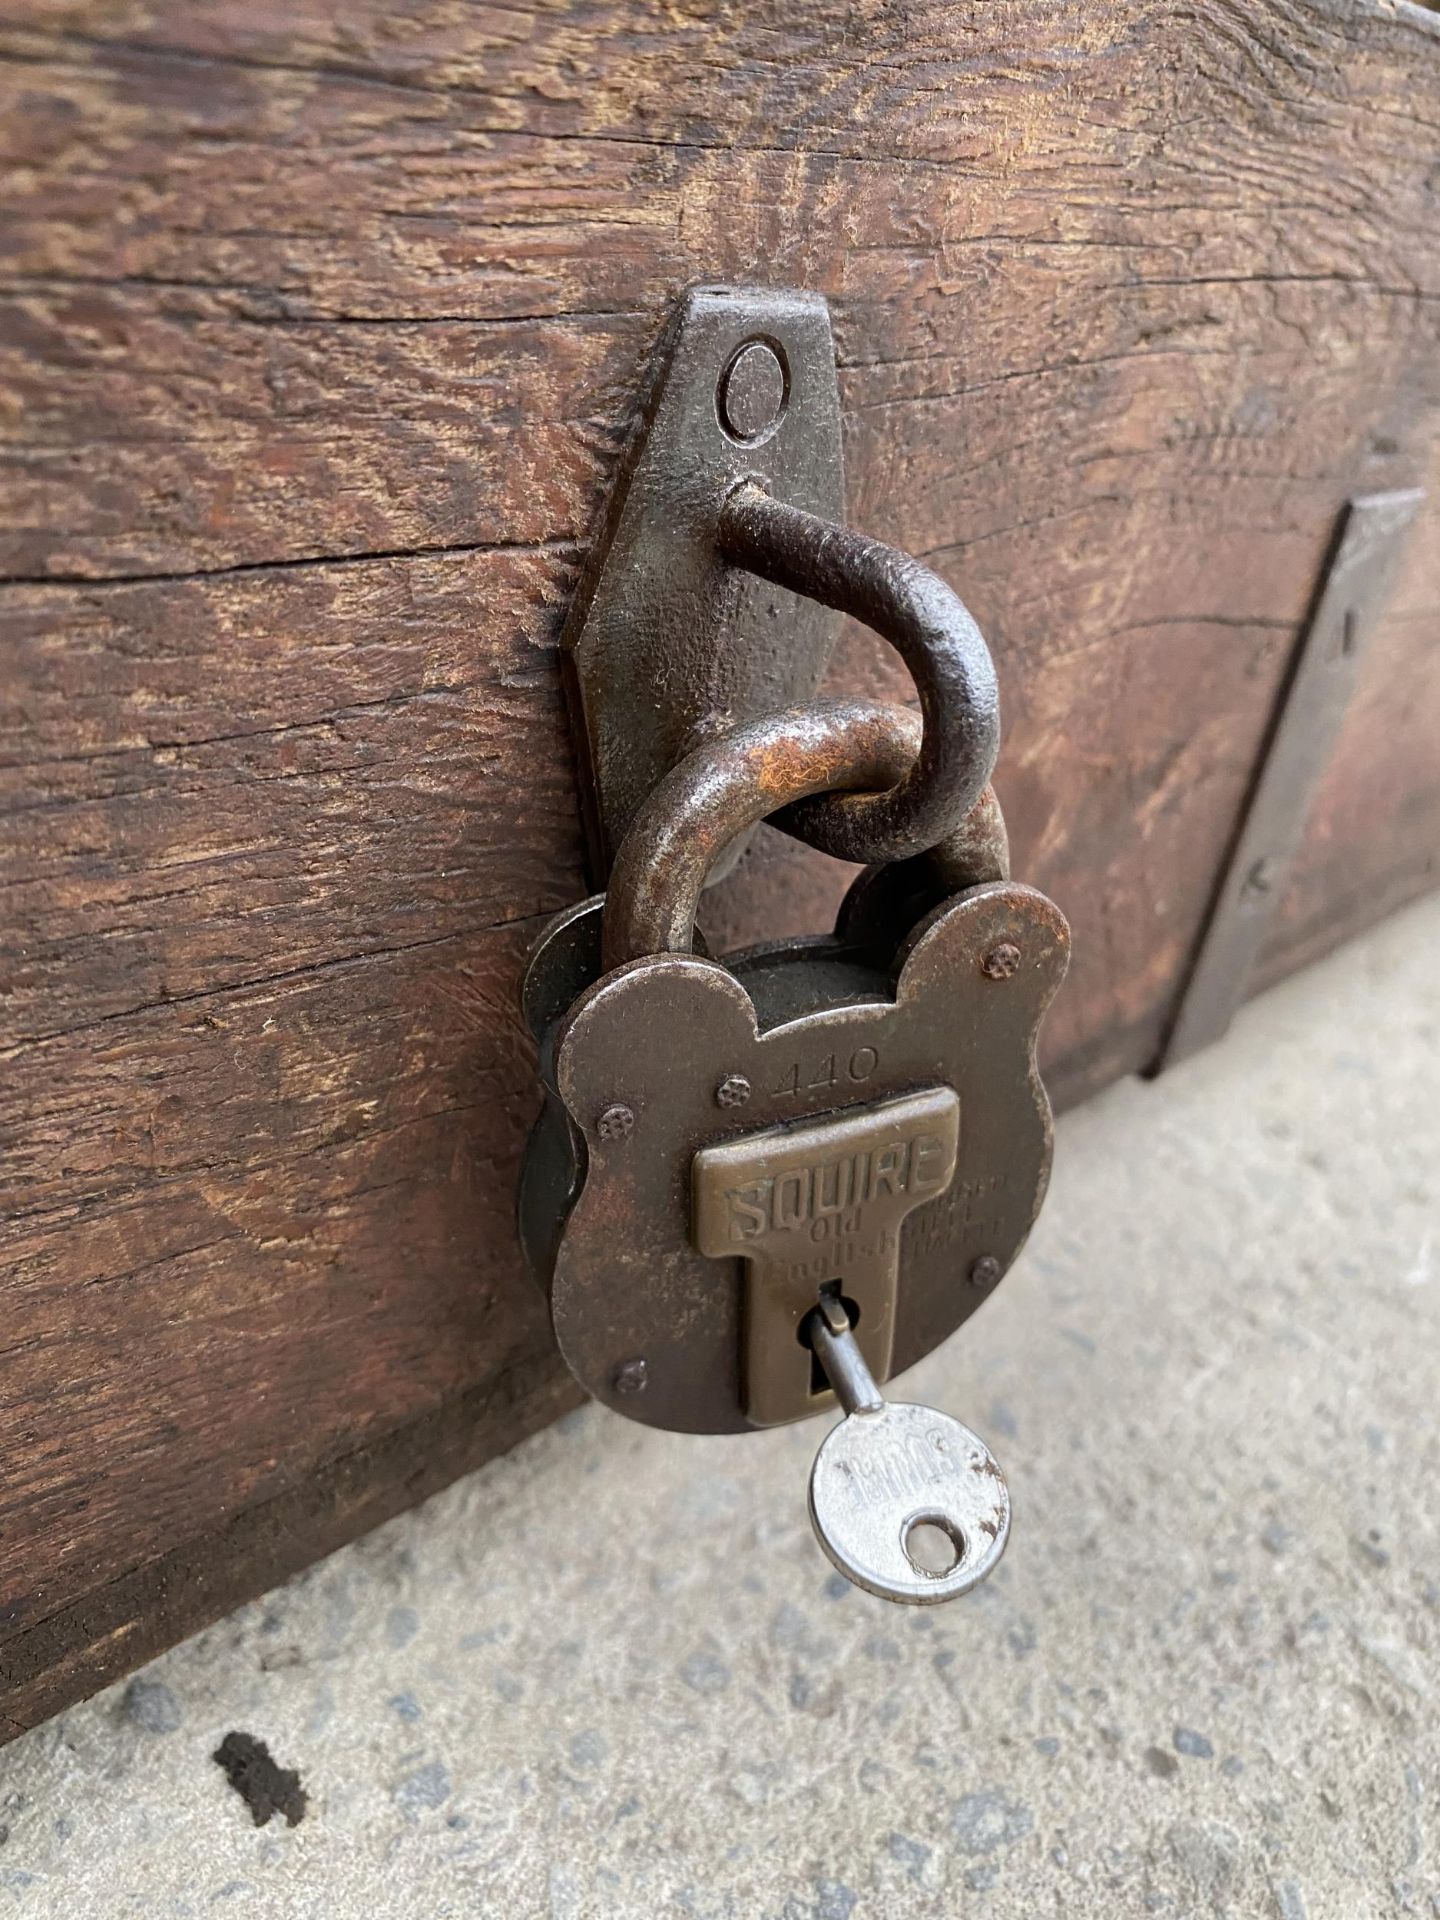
[904,1514,966,1578]
[799,1282,861,1397]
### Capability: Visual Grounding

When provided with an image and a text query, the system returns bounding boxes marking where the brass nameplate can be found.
[692,1087,959,1425]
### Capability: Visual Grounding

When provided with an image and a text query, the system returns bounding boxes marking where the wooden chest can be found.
[2,0,1437,1735]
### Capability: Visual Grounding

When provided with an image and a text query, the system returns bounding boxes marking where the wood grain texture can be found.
[2,0,1438,1734]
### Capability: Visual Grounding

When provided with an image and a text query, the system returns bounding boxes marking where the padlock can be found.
[519,700,1068,1489]
[521,286,1070,1599]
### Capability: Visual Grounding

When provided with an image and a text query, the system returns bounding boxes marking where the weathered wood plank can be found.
[1,0,1437,1734]
[0,918,558,1616]
[3,4,1437,582]
[0,549,585,1035]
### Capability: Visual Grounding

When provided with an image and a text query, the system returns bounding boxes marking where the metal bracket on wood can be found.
[1154,487,1424,1070]
[560,285,845,887]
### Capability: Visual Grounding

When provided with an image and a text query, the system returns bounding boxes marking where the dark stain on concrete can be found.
[212,1732,308,1827]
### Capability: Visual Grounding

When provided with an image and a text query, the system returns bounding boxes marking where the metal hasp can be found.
[559,285,999,885]
[561,286,846,885]
[1157,488,1424,1068]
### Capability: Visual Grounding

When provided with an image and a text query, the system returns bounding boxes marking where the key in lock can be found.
[697,1095,1011,1602]
[805,1292,1010,1602]
[519,702,1068,1603]
[692,1085,960,1426]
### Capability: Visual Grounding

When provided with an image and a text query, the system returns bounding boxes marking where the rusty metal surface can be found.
[835,784,1011,955]
[693,1086,960,1426]
[561,285,1000,885]
[1156,488,1425,1069]
[717,482,999,863]
[601,700,1006,971]
[560,286,846,886]
[528,877,1068,1435]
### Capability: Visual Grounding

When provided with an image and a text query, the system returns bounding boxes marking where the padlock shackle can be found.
[601,700,1007,971]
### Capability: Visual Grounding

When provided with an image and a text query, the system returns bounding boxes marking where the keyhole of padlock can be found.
[797,1282,861,1398]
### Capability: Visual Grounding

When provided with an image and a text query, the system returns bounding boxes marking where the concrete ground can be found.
[2,897,1437,1920]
